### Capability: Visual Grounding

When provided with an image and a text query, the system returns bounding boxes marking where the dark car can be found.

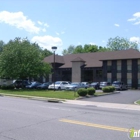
[37,82,52,89]
[13,80,31,89]
[26,81,41,89]
[89,82,99,89]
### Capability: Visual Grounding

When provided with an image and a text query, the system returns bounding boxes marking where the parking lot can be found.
[80,90,140,104]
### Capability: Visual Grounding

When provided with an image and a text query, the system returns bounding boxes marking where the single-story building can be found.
[44,49,140,89]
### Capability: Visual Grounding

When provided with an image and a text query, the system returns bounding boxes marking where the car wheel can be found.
[58,87,61,90]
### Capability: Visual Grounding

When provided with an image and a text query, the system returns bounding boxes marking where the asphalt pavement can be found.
[0,96,140,140]
[79,89,140,104]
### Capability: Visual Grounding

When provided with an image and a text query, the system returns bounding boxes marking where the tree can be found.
[83,44,98,52]
[0,38,51,80]
[107,36,138,51]
[73,45,83,53]
[0,40,5,53]
[62,45,75,55]
[41,49,52,57]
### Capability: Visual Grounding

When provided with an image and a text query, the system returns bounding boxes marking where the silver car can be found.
[65,82,85,91]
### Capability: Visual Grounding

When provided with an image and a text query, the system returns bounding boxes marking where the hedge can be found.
[102,86,115,93]
[77,88,87,96]
[87,88,95,95]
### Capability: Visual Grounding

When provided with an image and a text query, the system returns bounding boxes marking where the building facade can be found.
[44,49,140,89]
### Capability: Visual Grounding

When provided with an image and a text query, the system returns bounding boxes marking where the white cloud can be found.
[61,31,65,34]
[31,35,63,51]
[37,21,43,25]
[0,11,40,34]
[89,42,96,45]
[42,28,46,32]
[128,12,140,25]
[130,37,140,43]
[44,23,49,27]
[114,24,120,27]
[56,31,65,35]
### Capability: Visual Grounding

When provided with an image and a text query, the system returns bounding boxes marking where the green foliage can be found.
[77,88,87,96]
[62,44,110,55]
[1,85,15,90]
[102,86,115,93]
[62,45,75,55]
[87,88,95,95]
[107,36,138,51]
[0,40,5,53]
[0,37,51,79]
[41,49,52,57]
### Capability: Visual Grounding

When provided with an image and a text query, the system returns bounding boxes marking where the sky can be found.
[0,0,140,55]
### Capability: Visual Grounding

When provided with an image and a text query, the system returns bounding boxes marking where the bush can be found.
[87,88,95,95]
[77,88,87,96]
[102,86,115,93]
[1,85,15,90]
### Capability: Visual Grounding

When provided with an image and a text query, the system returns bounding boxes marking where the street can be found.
[0,96,140,140]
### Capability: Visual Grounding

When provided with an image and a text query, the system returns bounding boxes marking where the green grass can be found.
[136,100,140,105]
[0,89,79,100]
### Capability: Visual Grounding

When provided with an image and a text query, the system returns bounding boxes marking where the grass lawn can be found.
[0,89,79,100]
[136,100,140,105]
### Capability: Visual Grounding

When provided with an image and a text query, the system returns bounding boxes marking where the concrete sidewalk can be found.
[1,93,140,111]
[63,100,140,111]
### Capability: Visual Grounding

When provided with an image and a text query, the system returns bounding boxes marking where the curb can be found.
[94,91,120,97]
[134,99,140,105]
[0,93,64,103]
[76,91,120,100]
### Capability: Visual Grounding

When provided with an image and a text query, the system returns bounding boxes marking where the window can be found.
[117,65,121,72]
[138,65,140,72]
[127,65,132,72]
[107,78,111,83]
[127,79,132,88]
[138,79,140,84]
[107,66,111,73]
[96,70,102,77]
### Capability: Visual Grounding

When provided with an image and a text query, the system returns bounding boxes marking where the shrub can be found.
[87,88,95,95]
[1,85,15,90]
[77,88,87,96]
[102,86,115,93]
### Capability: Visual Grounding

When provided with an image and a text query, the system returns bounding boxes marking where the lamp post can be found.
[52,46,57,91]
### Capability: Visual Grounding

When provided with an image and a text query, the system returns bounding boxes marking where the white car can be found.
[48,81,70,90]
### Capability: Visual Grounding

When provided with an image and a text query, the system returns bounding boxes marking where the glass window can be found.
[96,70,102,77]
[138,79,140,84]
[107,66,111,73]
[117,65,121,71]
[138,65,140,72]
[127,79,132,84]
[107,78,111,83]
[127,65,132,70]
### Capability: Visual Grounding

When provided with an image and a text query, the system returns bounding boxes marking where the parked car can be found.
[36,82,52,89]
[112,81,127,90]
[26,81,41,89]
[99,81,111,89]
[65,82,85,91]
[81,82,90,89]
[13,80,31,89]
[48,81,70,90]
[89,82,99,89]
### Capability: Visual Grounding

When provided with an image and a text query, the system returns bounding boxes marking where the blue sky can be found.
[0,0,140,54]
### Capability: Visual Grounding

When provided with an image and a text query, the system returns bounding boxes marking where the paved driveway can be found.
[80,90,140,104]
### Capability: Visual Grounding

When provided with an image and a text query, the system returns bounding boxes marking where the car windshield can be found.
[100,82,106,85]
[113,81,120,84]
[55,82,61,84]
[91,82,98,85]
[71,83,79,85]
